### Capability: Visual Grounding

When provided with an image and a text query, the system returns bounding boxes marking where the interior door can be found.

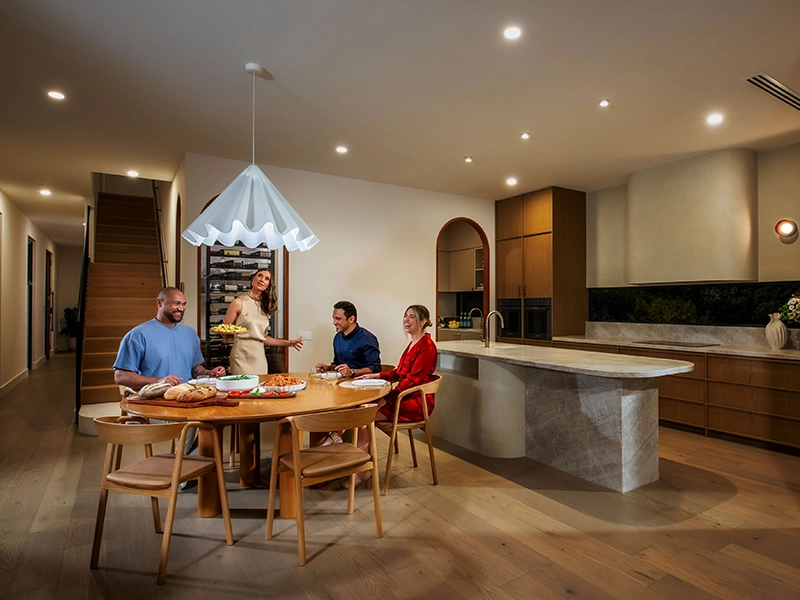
[45,250,53,358]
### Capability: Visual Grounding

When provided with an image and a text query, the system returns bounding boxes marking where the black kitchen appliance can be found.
[497,298,522,339]
[524,298,552,340]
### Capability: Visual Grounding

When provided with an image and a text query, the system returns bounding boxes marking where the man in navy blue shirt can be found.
[315,301,381,377]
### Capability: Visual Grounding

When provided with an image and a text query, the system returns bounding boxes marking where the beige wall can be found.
[180,153,495,370]
[0,189,57,390]
[758,142,800,281]
[586,184,627,288]
[626,148,758,284]
[588,143,800,287]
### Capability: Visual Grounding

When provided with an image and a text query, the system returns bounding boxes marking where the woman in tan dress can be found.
[223,268,303,374]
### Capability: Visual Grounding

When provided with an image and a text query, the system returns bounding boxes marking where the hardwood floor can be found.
[1,354,799,599]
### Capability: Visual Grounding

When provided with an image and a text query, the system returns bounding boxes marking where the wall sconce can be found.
[775,219,798,244]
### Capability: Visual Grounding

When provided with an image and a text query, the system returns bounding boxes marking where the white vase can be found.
[765,313,788,350]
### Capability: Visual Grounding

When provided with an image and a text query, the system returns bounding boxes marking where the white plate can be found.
[262,380,307,393]
[351,379,387,388]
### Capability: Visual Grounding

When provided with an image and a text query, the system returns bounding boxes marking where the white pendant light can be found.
[182,63,319,251]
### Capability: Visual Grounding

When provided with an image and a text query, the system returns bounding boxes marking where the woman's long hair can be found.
[251,268,278,316]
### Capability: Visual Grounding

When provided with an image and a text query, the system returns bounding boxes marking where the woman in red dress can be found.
[346,304,437,488]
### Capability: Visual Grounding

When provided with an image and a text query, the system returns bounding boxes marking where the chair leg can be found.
[150,497,162,533]
[212,426,234,546]
[424,425,438,485]
[383,428,398,496]
[90,486,109,569]
[295,469,307,566]
[157,485,180,584]
[408,430,419,467]
[394,436,399,454]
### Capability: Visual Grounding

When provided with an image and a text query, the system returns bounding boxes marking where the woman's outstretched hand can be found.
[288,336,304,351]
[354,372,380,380]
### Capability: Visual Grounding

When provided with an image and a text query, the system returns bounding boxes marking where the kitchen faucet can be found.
[469,307,483,326]
[484,310,504,348]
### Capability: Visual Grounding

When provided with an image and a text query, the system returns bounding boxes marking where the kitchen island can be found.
[434,341,694,492]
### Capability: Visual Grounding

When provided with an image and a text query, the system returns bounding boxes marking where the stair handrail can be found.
[151,180,168,287]
[75,204,92,423]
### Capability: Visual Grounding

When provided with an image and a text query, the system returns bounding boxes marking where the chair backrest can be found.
[420,374,441,395]
[288,404,378,433]
[380,364,396,373]
[93,415,192,446]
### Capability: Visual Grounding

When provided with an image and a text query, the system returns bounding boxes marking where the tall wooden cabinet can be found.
[495,186,587,340]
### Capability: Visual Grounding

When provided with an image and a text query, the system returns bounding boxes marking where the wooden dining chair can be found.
[376,374,442,496]
[90,416,234,584]
[265,404,383,566]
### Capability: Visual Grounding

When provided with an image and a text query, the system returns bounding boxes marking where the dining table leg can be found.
[238,423,261,487]
[197,424,222,517]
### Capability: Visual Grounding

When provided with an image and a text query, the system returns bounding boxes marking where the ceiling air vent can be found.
[744,72,800,112]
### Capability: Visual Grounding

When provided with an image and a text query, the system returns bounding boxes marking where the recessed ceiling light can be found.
[520,132,530,140]
[599,99,610,108]
[47,91,65,100]
[504,27,521,40]
[706,113,724,125]
[336,146,348,154]
[506,177,517,186]
[465,156,473,163]
[40,189,52,196]
[127,170,139,177]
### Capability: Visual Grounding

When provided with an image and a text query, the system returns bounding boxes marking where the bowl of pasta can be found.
[261,374,307,393]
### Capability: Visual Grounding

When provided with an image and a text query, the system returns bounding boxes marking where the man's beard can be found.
[164,310,184,324]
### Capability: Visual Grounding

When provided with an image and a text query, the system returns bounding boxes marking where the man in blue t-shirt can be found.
[315,300,381,377]
[114,287,226,388]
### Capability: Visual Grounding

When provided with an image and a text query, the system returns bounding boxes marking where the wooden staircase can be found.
[80,193,164,406]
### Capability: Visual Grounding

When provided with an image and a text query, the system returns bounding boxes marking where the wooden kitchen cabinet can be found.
[496,238,523,298]
[523,233,553,298]
[449,248,475,291]
[496,195,523,240]
[495,186,586,338]
[523,189,552,235]
[437,251,450,292]
[437,329,482,342]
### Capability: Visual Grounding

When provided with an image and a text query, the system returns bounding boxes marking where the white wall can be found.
[181,154,495,370]
[0,189,58,390]
[55,245,83,352]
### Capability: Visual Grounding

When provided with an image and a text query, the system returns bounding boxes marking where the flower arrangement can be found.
[780,292,800,325]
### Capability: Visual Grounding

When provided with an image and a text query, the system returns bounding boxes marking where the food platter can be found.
[213,374,260,391]
[261,375,307,393]
[210,324,248,334]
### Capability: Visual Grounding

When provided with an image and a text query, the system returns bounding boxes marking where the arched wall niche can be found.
[435,218,490,339]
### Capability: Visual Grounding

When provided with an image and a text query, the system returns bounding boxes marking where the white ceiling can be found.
[2,0,800,247]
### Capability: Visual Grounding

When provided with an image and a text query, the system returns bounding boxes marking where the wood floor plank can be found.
[3,355,800,599]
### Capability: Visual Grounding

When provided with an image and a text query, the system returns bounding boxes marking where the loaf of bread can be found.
[163,383,193,400]
[177,385,217,402]
[138,381,173,399]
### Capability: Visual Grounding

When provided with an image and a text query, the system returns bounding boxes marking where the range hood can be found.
[626,148,758,285]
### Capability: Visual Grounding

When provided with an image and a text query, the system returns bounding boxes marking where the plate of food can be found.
[210,324,248,334]
[262,374,307,393]
[214,374,259,391]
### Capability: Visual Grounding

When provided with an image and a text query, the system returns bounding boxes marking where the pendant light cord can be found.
[251,72,256,165]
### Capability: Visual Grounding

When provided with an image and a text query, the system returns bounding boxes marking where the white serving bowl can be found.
[215,374,259,392]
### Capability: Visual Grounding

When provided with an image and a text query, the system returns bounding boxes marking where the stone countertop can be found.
[436,340,694,379]
[552,335,800,362]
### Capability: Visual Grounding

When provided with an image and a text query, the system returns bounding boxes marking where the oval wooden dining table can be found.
[120,374,391,518]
